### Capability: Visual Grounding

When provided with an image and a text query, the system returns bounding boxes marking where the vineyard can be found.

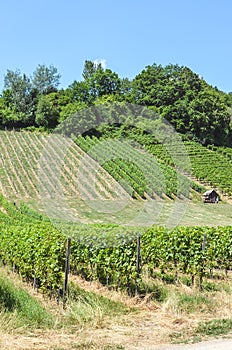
[1,129,232,297]
[184,142,232,197]
[0,129,192,206]
[75,135,192,199]
[1,194,232,295]
[75,134,232,201]
[0,130,129,205]
[2,130,231,209]
[147,140,232,198]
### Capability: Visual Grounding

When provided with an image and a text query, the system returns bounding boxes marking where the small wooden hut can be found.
[202,189,219,203]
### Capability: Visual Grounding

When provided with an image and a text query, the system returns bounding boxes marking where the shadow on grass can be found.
[0,274,53,329]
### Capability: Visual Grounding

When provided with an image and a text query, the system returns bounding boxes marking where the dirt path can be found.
[1,331,232,350]
[151,338,232,350]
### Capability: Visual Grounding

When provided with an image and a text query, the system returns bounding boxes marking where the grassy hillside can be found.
[0,129,232,226]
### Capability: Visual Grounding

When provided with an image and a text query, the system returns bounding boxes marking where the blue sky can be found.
[0,0,232,92]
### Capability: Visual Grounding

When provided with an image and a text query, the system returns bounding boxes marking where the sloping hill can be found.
[0,130,130,204]
[0,130,202,205]
[1,129,232,227]
[148,140,232,199]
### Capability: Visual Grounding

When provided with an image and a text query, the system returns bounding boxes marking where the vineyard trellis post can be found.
[63,237,71,308]
[202,233,207,251]
[136,233,141,295]
[200,233,207,290]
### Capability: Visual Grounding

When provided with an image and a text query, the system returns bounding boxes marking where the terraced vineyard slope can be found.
[0,130,129,205]
[147,140,232,199]
[0,130,202,205]
[1,130,232,226]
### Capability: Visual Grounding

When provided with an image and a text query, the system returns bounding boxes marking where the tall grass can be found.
[64,281,132,327]
[0,274,53,330]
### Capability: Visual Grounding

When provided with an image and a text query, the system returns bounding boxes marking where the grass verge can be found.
[196,318,232,336]
[3,267,232,348]
[63,281,133,328]
[0,272,54,330]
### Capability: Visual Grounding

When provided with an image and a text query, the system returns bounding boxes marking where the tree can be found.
[59,101,87,123]
[189,88,230,145]
[3,69,36,126]
[32,64,61,95]
[131,63,230,145]
[132,63,164,106]
[132,63,202,107]
[35,93,60,128]
[68,80,92,104]
[82,60,121,100]
[0,97,5,126]
[93,68,121,97]
[82,60,97,81]
[119,78,133,101]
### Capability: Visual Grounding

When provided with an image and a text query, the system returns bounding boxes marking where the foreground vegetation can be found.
[2,265,232,349]
[1,194,232,297]
[0,269,53,331]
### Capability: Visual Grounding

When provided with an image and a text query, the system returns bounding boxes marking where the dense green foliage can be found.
[1,60,232,146]
[132,64,231,145]
[1,195,232,295]
[0,196,65,289]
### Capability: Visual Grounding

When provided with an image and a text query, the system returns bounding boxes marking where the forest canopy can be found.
[0,60,232,146]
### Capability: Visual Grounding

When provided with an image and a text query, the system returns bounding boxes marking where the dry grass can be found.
[2,268,232,349]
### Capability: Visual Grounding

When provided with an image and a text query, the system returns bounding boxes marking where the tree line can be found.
[0,60,232,146]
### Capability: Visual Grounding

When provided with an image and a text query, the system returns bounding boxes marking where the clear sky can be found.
[0,0,232,93]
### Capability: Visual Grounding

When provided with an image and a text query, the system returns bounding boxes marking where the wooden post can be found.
[136,234,141,275]
[200,234,207,290]
[63,237,71,308]
[135,234,141,295]
[202,233,207,251]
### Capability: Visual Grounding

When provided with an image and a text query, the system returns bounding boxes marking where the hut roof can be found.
[202,189,218,196]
